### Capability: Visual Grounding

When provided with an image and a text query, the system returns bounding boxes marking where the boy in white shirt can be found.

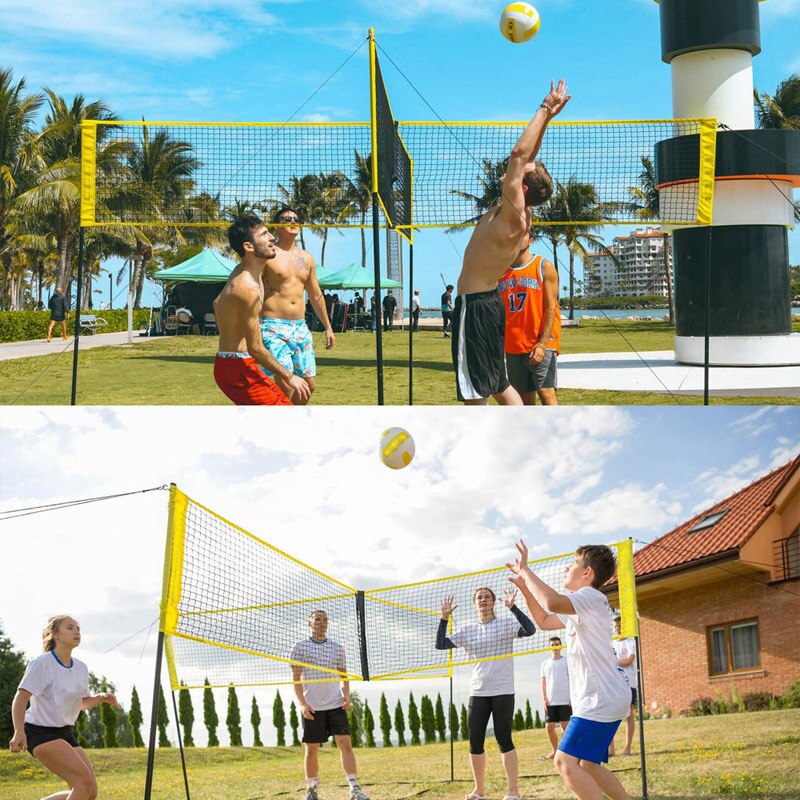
[540,635,572,759]
[508,542,631,800]
[609,615,637,757]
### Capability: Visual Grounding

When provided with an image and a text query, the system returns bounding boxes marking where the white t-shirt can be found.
[556,586,631,723]
[613,637,637,688]
[289,638,347,712]
[540,655,571,706]
[19,652,90,727]
[449,615,520,697]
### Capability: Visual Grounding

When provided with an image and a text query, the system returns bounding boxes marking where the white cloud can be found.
[692,454,764,511]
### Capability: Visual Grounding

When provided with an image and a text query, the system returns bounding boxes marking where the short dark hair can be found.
[575,545,617,588]
[227,215,263,258]
[523,161,553,207]
[272,206,300,224]
[445,284,454,291]
[549,636,562,646]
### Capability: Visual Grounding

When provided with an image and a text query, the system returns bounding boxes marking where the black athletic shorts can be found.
[630,687,638,707]
[545,704,573,724]
[301,706,350,744]
[452,289,510,401]
[24,723,79,754]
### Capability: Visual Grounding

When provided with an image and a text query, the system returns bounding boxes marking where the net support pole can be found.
[372,195,385,405]
[70,226,85,406]
[408,242,414,406]
[449,674,454,782]
[634,634,649,800]
[356,590,370,681]
[703,227,712,406]
[143,630,165,800]
[171,690,192,800]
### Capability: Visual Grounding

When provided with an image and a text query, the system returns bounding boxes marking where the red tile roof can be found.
[633,456,799,579]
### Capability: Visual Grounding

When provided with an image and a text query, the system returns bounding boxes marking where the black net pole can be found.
[449,675,454,782]
[143,630,165,800]
[703,227,712,406]
[408,242,414,406]
[171,690,192,800]
[634,634,649,800]
[70,227,85,405]
[356,591,370,681]
[372,193,385,405]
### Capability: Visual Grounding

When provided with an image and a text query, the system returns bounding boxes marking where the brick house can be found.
[607,456,799,716]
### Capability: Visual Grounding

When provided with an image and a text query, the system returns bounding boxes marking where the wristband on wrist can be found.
[540,102,553,112]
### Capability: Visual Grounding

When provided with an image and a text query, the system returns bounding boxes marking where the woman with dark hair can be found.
[437,587,536,800]
[8,615,119,800]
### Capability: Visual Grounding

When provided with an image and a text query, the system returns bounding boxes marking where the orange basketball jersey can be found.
[498,254,561,355]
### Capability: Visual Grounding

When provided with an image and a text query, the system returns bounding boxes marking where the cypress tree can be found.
[203,678,219,746]
[252,697,263,747]
[289,701,299,746]
[524,700,533,730]
[363,700,376,747]
[75,710,88,747]
[534,709,542,729]
[460,704,468,741]
[394,700,406,746]
[227,686,242,746]
[178,685,195,746]
[420,695,436,744]
[129,687,144,747]
[157,686,171,747]
[100,698,119,748]
[273,692,286,747]
[407,692,421,745]
[379,693,392,747]
[348,708,362,747]
[513,709,525,731]
[449,702,459,742]
[434,693,446,743]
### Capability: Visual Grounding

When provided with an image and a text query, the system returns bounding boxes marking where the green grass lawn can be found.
[1,710,798,799]
[1,320,798,405]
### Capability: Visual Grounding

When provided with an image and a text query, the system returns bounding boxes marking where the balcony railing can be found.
[773,534,799,581]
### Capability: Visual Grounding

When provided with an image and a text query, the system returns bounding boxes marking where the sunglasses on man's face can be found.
[278,216,300,223]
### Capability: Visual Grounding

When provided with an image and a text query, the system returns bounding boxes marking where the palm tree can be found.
[0,68,44,309]
[274,174,320,250]
[629,155,674,323]
[536,178,618,320]
[754,73,800,130]
[448,157,508,232]
[340,150,373,267]
[307,171,349,266]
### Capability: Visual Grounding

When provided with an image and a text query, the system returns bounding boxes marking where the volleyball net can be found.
[81,117,715,231]
[160,486,638,691]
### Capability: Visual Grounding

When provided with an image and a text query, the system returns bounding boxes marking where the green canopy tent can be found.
[317,263,402,332]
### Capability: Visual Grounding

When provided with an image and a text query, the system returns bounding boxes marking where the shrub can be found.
[742,692,775,712]
[0,309,154,343]
[781,679,800,709]
[730,686,745,713]
[689,697,714,716]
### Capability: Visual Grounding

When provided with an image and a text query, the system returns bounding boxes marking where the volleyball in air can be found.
[378,427,415,470]
[499,3,541,43]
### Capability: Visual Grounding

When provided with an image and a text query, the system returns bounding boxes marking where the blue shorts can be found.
[558,716,622,765]
[259,318,316,378]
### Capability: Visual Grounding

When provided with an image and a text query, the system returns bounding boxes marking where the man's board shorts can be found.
[452,289,511,401]
[558,716,622,765]
[259,318,316,378]
[505,349,557,394]
[213,353,291,406]
[24,723,79,754]
[545,703,573,724]
[301,706,350,744]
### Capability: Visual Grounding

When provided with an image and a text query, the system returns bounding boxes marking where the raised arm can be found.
[507,540,574,624]
[436,595,458,650]
[503,587,536,637]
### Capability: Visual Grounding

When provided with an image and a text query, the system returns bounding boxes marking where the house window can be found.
[688,509,729,533]
[707,619,760,675]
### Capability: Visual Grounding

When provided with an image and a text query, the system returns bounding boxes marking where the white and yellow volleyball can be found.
[499,2,541,44]
[378,427,415,470]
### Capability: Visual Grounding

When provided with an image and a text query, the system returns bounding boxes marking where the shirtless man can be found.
[453,79,570,405]
[259,206,335,405]
[213,215,311,406]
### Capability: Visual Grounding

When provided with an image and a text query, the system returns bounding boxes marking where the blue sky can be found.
[2,0,798,308]
[1,405,797,744]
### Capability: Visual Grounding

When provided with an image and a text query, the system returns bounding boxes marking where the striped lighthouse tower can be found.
[655,0,800,366]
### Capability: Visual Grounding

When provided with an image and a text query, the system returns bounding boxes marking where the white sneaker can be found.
[303,786,319,800]
[349,786,370,800]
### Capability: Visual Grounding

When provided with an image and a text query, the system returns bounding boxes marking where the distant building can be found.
[585,227,672,298]
[606,456,800,717]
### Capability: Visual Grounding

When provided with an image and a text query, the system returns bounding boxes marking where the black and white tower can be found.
[654,0,800,366]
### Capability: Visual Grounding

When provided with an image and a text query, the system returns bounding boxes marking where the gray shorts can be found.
[506,350,557,393]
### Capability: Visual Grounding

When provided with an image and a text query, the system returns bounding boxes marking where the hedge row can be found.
[0,309,154,343]
[689,680,800,716]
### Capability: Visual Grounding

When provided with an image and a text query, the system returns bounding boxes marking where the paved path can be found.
[1,334,797,397]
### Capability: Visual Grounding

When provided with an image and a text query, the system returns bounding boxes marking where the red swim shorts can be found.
[214,353,291,406]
